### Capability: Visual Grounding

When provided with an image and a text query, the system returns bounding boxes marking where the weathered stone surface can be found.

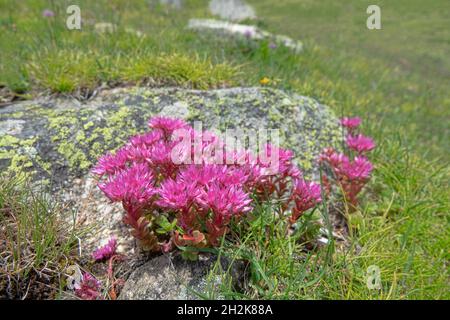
[188,19,303,53]
[209,0,256,22]
[118,253,247,300]
[0,87,341,185]
[0,86,341,186]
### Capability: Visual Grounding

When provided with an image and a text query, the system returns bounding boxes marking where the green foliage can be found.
[0,0,448,299]
[0,176,80,299]
[155,215,178,235]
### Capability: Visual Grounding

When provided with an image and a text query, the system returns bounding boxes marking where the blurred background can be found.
[0,0,448,160]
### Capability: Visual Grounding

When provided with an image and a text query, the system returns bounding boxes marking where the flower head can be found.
[196,183,252,221]
[130,130,163,148]
[98,163,155,204]
[340,117,361,129]
[74,273,101,300]
[92,237,117,261]
[258,144,294,176]
[342,156,373,181]
[42,9,55,17]
[288,179,322,224]
[179,165,224,186]
[148,117,189,137]
[260,77,271,85]
[91,147,130,177]
[346,134,376,153]
[244,29,253,38]
[157,178,199,211]
[291,179,322,213]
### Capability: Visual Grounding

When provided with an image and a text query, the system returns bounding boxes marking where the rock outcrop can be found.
[0,87,341,186]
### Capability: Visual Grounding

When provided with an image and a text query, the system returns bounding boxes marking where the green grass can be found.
[0,0,448,299]
[0,177,80,299]
[205,143,449,299]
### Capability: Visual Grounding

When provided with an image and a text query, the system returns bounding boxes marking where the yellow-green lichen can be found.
[84,121,95,130]
[0,135,39,178]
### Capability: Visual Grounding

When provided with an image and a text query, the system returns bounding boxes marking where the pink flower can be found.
[340,117,362,129]
[291,179,322,214]
[95,115,371,251]
[125,144,153,163]
[244,29,253,38]
[157,178,200,211]
[319,147,374,207]
[258,144,294,176]
[219,167,250,186]
[74,273,101,300]
[196,183,252,221]
[179,165,224,186]
[346,134,376,153]
[148,117,189,137]
[92,237,117,261]
[130,130,163,147]
[91,147,130,176]
[147,141,172,165]
[342,156,373,181]
[98,163,155,204]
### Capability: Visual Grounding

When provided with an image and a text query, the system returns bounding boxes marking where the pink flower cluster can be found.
[93,117,322,252]
[320,116,375,207]
[74,273,101,300]
[92,237,117,261]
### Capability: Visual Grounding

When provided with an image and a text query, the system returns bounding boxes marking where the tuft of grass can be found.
[25,49,238,93]
[0,176,80,299]
[27,49,99,93]
[119,52,239,89]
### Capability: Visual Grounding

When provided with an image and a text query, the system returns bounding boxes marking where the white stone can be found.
[187,19,303,53]
[209,0,256,21]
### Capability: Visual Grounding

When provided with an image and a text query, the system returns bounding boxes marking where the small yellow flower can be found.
[260,77,270,85]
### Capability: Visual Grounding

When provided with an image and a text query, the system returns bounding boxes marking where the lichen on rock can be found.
[0,86,342,187]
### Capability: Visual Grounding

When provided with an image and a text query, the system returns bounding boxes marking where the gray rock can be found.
[118,253,248,300]
[209,0,256,21]
[0,87,341,187]
[188,19,303,53]
[159,0,183,9]
[0,87,341,186]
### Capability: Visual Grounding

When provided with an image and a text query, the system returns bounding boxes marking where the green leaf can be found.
[155,215,177,234]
